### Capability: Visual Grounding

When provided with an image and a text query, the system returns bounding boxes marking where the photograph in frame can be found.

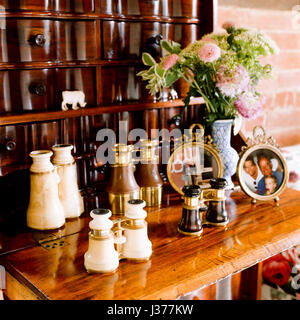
[237,144,288,202]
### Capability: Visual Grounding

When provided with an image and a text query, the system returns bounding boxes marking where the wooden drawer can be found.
[53,0,95,13]
[102,21,201,60]
[61,118,81,154]
[0,1,51,12]
[100,0,162,16]
[55,20,98,61]
[0,121,61,171]
[54,68,96,109]
[30,121,60,151]
[101,66,150,104]
[0,19,54,63]
[0,125,29,169]
[0,1,95,13]
[0,69,54,113]
[100,0,202,18]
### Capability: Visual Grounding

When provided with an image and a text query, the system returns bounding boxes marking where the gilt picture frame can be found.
[167,141,223,196]
[237,126,288,202]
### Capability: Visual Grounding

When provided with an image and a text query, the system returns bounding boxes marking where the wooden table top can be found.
[2,187,300,300]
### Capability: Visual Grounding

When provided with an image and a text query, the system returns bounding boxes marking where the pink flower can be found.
[161,54,179,70]
[222,20,236,31]
[201,35,217,45]
[234,90,265,120]
[216,64,250,98]
[198,43,221,63]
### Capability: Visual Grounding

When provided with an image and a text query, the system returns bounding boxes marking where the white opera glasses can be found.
[121,199,152,261]
[84,208,125,273]
[84,199,152,273]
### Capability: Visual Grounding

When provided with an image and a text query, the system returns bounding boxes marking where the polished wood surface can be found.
[102,21,202,60]
[2,187,300,300]
[0,98,205,125]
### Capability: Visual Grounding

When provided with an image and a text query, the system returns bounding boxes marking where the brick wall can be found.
[217,4,300,146]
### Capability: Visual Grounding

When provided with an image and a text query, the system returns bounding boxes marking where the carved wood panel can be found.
[54,67,97,110]
[0,69,54,113]
[0,19,54,63]
[99,0,203,18]
[0,1,51,12]
[55,20,98,61]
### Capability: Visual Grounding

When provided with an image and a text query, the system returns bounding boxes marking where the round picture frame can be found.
[167,142,223,195]
[237,143,288,202]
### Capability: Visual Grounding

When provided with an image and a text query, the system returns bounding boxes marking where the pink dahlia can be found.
[216,64,250,98]
[234,90,265,120]
[161,54,179,70]
[198,43,221,63]
[222,20,236,31]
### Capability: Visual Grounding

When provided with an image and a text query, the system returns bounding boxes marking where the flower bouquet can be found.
[138,22,279,127]
[138,22,279,189]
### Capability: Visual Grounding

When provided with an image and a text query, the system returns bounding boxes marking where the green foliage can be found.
[138,26,279,125]
[142,53,156,66]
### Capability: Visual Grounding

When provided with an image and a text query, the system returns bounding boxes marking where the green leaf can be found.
[155,64,165,78]
[160,40,174,54]
[142,53,156,66]
[171,41,182,54]
[165,71,179,87]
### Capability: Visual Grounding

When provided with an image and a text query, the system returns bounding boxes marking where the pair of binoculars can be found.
[178,178,228,236]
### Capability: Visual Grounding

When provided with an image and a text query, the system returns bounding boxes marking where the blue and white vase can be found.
[211,119,239,190]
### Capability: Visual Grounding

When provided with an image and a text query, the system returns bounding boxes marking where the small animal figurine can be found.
[169,88,178,100]
[61,91,87,111]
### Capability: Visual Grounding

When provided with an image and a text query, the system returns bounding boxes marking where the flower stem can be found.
[192,79,215,113]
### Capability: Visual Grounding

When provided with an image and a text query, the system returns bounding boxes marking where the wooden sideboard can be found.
[0,0,217,228]
[2,187,300,300]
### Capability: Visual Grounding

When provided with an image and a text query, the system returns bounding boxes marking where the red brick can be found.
[275,92,295,108]
[268,128,300,147]
[296,92,300,107]
[258,77,278,93]
[267,32,300,51]
[258,70,300,94]
[277,71,300,91]
[265,108,300,129]
[218,7,295,31]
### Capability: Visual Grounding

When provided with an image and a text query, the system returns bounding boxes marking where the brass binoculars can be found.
[178,178,228,236]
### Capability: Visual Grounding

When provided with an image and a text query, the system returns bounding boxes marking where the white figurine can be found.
[61,91,87,111]
[169,88,178,100]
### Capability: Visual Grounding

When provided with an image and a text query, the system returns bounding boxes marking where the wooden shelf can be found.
[0,98,205,126]
[2,188,300,300]
[0,11,203,24]
[0,59,144,71]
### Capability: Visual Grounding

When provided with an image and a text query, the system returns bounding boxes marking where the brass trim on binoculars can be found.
[108,191,140,215]
[177,227,203,237]
[140,186,162,207]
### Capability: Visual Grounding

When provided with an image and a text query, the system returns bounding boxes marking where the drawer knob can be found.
[5,140,16,151]
[30,83,46,96]
[33,34,46,47]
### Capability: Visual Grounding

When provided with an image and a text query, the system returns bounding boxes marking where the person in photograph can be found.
[264,174,278,195]
[242,155,263,193]
[257,154,283,195]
